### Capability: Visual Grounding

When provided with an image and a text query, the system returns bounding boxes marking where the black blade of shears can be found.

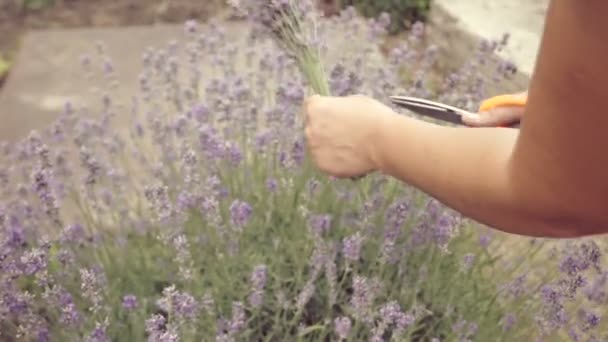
[389,96,464,125]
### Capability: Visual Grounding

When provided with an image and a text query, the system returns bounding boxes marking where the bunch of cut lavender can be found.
[229,0,331,95]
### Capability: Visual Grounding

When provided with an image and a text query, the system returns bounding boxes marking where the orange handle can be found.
[478,93,527,128]
[479,93,527,112]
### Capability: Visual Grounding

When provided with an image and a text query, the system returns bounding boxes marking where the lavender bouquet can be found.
[229,0,331,95]
[0,4,606,342]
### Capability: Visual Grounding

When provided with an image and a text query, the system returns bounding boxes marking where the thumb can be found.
[305,94,323,105]
[462,106,525,127]
[302,94,329,123]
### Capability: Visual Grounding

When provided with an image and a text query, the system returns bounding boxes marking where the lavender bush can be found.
[1,3,607,341]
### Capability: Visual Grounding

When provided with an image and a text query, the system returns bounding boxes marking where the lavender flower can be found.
[308,214,332,236]
[502,313,516,331]
[462,253,475,271]
[295,280,316,313]
[229,199,253,228]
[342,232,363,262]
[585,272,608,303]
[157,285,199,322]
[479,233,493,248]
[172,234,194,281]
[334,316,352,340]
[217,301,246,340]
[80,268,106,314]
[184,19,198,34]
[248,264,268,308]
[329,63,363,96]
[351,275,381,324]
[377,301,414,338]
[122,294,138,311]
[145,314,167,340]
[60,223,86,245]
[578,309,600,332]
[20,248,47,275]
[86,320,109,342]
[265,177,278,192]
[325,248,338,306]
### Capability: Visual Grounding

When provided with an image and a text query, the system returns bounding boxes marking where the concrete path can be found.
[434,0,549,76]
[0,24,186,141]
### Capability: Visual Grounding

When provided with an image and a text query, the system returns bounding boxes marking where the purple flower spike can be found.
[342,232,364,262]
[184,19,198,34]
[122,294,138,311]
[309,214,332,236]
[462,253,476,270]
[230,199,253,228]
[334,316,352,340]
[248,264,268,308]
[86,320,109,342]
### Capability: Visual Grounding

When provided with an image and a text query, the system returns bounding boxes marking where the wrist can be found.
[369,109,401,175]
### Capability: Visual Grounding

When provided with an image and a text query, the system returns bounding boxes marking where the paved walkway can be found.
[0,24,186,141]
[434,0,548,76]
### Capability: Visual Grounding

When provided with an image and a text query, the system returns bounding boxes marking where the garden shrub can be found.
[0,55,9,86]
[20,0,55,11]
[0,3,607,341]
[340,0,432,34]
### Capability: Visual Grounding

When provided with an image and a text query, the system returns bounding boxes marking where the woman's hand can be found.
[302,94,394,178]
[462,92,527,127]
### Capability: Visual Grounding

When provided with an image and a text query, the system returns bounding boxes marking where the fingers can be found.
[462,106,525,127]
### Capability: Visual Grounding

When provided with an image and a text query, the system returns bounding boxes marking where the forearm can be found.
[357,0,608,237]
[372,114,579,238]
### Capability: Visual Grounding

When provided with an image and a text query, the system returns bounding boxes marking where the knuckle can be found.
[304,126,313,139]
[305,97,320,115]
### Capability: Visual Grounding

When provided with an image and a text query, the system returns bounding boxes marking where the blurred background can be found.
[0,0,224,85]
[0,0,547,89]
[1,0,435,89]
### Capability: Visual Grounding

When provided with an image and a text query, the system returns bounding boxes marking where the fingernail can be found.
[461,112,483,124]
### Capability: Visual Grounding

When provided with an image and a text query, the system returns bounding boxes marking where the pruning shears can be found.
[389,94,527,128]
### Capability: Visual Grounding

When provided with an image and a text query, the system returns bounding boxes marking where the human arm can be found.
[304,0,608,238]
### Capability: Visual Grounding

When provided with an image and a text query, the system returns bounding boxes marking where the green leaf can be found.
[21,0,54,10]
[0,56,9,78]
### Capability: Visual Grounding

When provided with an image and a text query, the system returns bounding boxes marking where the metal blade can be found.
[389,96,464,125]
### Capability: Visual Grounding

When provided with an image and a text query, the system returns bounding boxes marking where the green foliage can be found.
[0,55,10,80]
[34,172,540,341]
[21,0,54,10]
[341,0,432,34]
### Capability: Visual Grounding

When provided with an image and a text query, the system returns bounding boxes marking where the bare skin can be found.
[303,0,608,238]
